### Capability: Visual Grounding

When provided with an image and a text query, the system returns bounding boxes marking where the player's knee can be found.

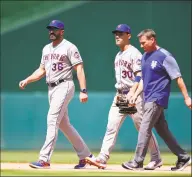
[47,119,57,127]
[106,126,117,135]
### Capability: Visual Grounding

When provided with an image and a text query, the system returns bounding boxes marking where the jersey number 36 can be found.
[52,63,63,71]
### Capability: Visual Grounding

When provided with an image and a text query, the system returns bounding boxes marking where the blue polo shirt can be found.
[142,48,181,108]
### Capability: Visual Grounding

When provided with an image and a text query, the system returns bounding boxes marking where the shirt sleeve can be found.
[132,50,142,73]
[40,49,45,67]
[68,44,83,66]
[163,56,181,80]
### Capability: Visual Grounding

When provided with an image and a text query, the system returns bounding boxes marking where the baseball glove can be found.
[116,94,137,114]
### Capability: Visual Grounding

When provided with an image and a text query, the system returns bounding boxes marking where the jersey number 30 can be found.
[122,70,132,78]
[52,63,63,71]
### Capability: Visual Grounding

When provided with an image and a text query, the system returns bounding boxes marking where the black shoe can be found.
[122,160,143,170]
[171,157,191,171]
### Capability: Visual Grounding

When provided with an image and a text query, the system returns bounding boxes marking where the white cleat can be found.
[144,160,163,170]
[85,156,107,169]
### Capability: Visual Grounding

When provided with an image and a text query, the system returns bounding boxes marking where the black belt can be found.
[117,89,130,94]
[47,79,65,87]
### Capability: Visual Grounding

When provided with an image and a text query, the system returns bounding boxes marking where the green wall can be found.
[1,93,191,151]
[1,1,191,92]
[1,1,191,151]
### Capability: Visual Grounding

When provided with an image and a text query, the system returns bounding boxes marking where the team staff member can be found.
[122,29,191,171]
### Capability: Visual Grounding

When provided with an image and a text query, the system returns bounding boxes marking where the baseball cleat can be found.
[85,156,107,169]
[144,159,163,170]
[29,160,50,169]
[171,156,191,171]
[74,154,94,169]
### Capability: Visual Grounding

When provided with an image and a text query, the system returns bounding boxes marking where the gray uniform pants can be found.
[39,80,91,162]
[99,94,161,162]
[134,102,189,163]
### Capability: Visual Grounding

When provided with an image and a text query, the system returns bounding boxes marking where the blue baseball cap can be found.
[46,20,64,29]
[112,24,131,34]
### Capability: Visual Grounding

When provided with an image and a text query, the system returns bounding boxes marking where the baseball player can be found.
[122,29,191,171]
[86,24,162,170]
[19,20,94,169]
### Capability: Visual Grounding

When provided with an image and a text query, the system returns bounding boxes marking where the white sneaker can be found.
[144,160,163,170]
[85,156,107,169]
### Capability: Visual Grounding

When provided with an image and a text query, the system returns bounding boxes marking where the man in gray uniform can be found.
[86,24,162,170]
[122,29,191,171]
[19,20,94,169]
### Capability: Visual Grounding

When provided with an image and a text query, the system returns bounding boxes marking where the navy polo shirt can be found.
[142,48,181,108]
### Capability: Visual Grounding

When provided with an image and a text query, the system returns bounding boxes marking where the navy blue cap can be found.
[46,20,64,29]
[112,24,131,34]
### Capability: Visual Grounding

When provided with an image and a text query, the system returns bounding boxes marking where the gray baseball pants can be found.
[134,102,189,163]
[99,94,161,162]
[39,80,91,162]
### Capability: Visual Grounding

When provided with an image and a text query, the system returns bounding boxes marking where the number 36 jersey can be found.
[40,39,83,83]
[114,45,142,90]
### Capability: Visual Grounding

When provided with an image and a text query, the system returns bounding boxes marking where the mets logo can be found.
[151,60,157,69]
[136,59,141,65]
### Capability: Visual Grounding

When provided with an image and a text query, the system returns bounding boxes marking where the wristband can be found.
[135,76,141,83]
[80,89,87,93]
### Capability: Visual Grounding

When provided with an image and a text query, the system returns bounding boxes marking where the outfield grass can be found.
[1,150,184,165]
[1,170,191,176]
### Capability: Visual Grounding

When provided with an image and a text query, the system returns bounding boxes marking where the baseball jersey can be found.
[114,45,142,90]
[40,39,83,83]
[142,48,181,108]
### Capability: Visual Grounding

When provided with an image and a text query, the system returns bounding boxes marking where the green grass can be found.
[1,150,182,165]
[1,170,191,176]
[2,151,191,176]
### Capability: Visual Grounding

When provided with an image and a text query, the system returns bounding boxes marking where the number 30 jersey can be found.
[40,39,83,83]
[114,45,142,90]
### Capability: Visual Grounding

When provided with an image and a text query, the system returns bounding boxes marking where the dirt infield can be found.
[1,163,191,174]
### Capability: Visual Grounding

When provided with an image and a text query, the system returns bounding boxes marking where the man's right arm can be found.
[176,77,192,109]
[126,71,141,101]
[129,79,143,104]
[163,56,192,109]
[19,65,46,89]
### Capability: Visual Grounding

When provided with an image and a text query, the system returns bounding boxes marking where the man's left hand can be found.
[79,92,88,103]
